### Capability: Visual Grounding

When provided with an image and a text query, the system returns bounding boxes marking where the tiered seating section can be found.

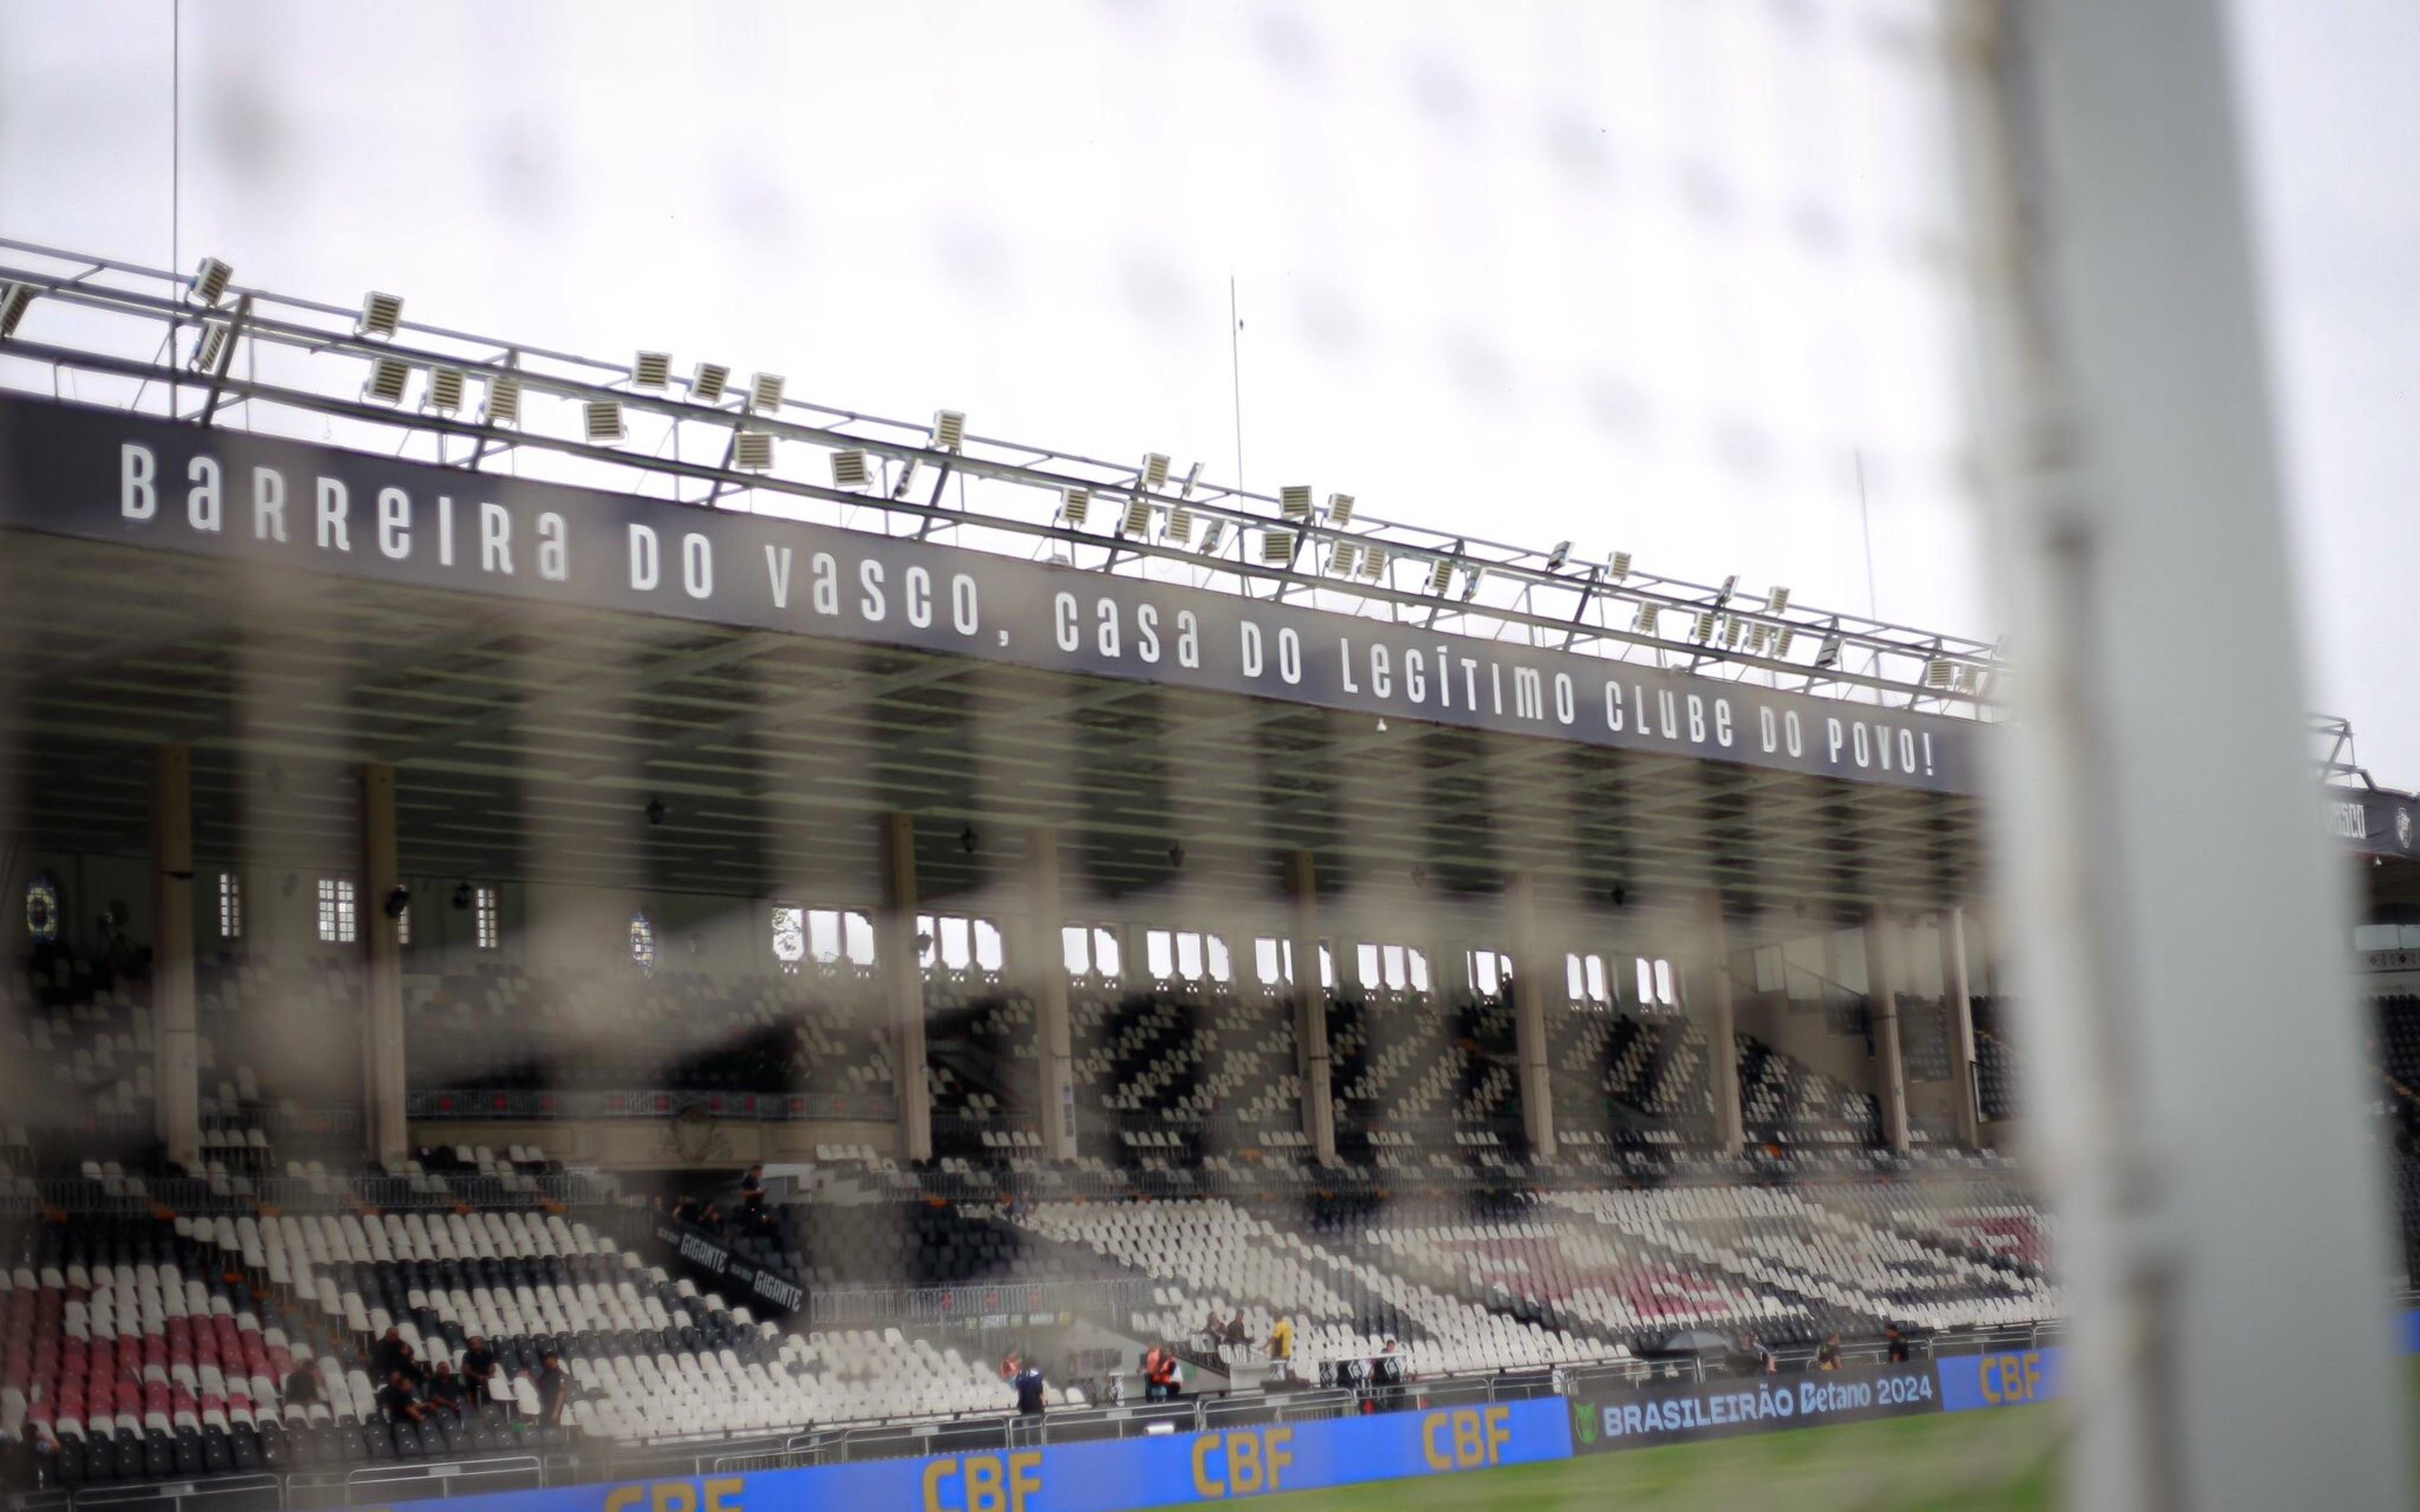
[1735,1037,1881,1148]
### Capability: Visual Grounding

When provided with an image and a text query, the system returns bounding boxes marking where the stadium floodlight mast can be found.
[0,234,2007,715]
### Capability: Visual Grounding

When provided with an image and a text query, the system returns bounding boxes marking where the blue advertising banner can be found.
[371,1399,1571,1512]
[1935,1346,2065,1413]
[1565,1361,1943,1453]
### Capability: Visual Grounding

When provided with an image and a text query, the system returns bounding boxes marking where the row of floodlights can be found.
[11,263,1993,694]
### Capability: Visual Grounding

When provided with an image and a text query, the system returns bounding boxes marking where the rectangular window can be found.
[1255,936,1286,985]
[316,878,356,944]
[1063,924,1093,976]
[772,903,806,967]
[844,910,876,965]
[474,885,499,949]
[809,908,843,962]
[396,902,412,948]
[973,919,1003,971]
[1207,934,1233,983]
[1470,949,1512,997]
[217,873,243,941]
[1145,928,1174,980]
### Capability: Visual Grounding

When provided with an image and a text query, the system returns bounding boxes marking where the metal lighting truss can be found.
[0,238,1998,715]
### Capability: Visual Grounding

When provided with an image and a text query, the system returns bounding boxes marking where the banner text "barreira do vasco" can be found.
[0,394,1983,793]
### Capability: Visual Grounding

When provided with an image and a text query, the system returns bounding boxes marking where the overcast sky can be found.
[1,0,2412,784]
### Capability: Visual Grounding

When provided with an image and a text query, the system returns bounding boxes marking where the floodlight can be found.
[1180,461,1204,496]
[632,352,671,389]
[1061,487,1092,527]
[1774,626,1795,657]
[1121,495,1153,536]
[357,291,403,340]
[362,355,411,406]
[1925,658,1954,689]
[691,362,730,404]
[1140,452,1172,491]
[1263,529,1296,565]
[1165,504,1196,546]
[960,823,977,854]
[1768,585,1791,614]
[1279,484,1312,520]
[1460,565,1484,602]
[1815,633,1843,669]
[1693,609,1718,643]
[1634,602,1659,634]
[483,373,522,427]
[890,455,920,500]
[0,283,36,340]
[1609,550,1632,580]
[1331,542,1362,576]
[1546,541,1571,571]
[585,399,625,444]
[749,372,785,413]
[1199,519,1225,554]
[1724,616,1745,648]
[1717,573,1737,603]
[1427,558,1454,595]
[646,797,667,826]
[1327,493,1356,527]
[188,321,229,374]
[931,410,967,452]
[190,257,234,306]
[383,886,411,921]
[1361,546,1390,581]
[831,449,871,489]
[733,430,775,471]
[426,366,466,413]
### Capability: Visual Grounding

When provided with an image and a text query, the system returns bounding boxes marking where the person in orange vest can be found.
[1141,1344,1165,1402]
[1151,1344,1182,1402]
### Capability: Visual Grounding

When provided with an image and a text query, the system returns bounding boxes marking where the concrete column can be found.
[1942,906,1982,1148]
[1504,874,1556,1160]
[880,813,933,1164]
[1025,828,1076,1161]
[359,764,408,1168]
[1696,889,1744,1155]
[151,746,201,1169]
[1864,905,1910,1154]
[1285,850,1336,1165]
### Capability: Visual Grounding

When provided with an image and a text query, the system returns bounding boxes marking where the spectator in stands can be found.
[372,1326,412,1380]
[1151,1345,1182,1403]
[284,1363,321,1409]
[1223,1315,1250,1348]
[427,1362,468,1418]
[462,1336,498,1394]
[1376,1339,1407,1411]
[738,1165,771,1235]
[1012,1360,1047,1419]
[1266,1314,1295,1372]
[377,1369,426,1425]
[536,1353,570,1427]
[998,1349,1022,1383]
[1817,1334,1842,1372]
[1141,1344,1166,1402]
[1203,1310,1227,1351]
[1886,1324,1910,1364]
[671,1194,701,1226]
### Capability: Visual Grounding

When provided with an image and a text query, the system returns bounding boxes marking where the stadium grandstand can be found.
[0,241,2414,1507]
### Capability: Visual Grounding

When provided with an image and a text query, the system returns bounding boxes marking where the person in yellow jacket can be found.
[1266,1314,1294,1368]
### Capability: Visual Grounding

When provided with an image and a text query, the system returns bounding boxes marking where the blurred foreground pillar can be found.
[151,745,200,1169]
[1697,889,1744,1156]
[1025,828,1076,1162]
[1864,907,1911,1154]
[1942,907,1983,1148]
[1505,874,1557,1160]
[881,812,933,1164]
[359,764,407,1168]
[1286,850,1336,1165]
[1952,1,2409,1504]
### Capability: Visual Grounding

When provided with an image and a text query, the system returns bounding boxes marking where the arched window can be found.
[630,912,656,972]
[24,873,59,944]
